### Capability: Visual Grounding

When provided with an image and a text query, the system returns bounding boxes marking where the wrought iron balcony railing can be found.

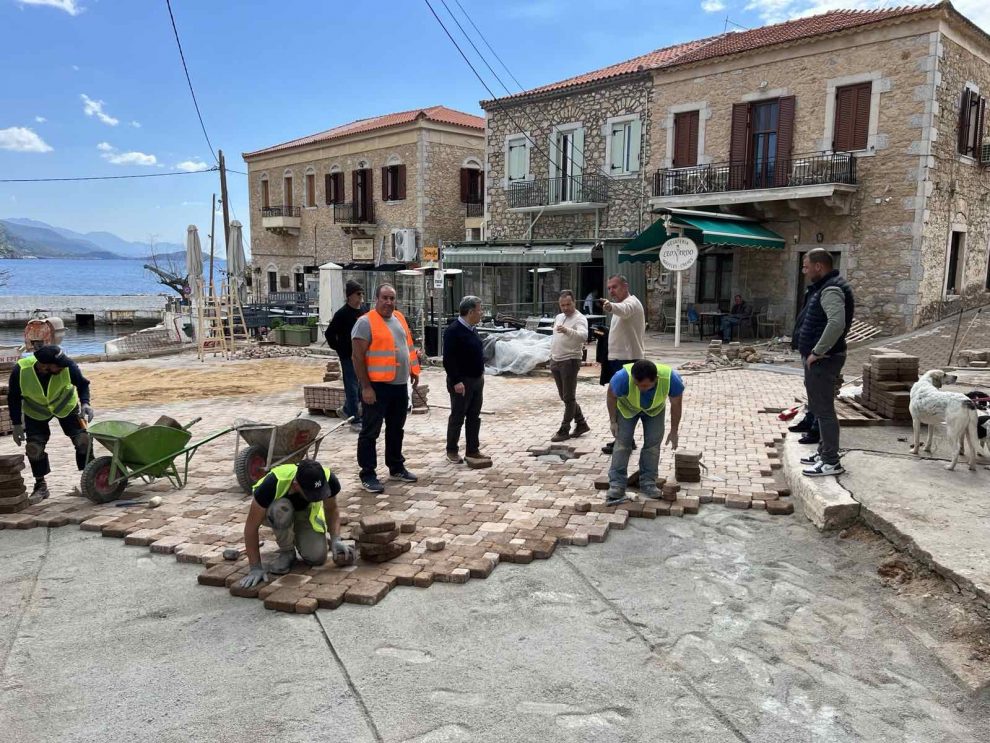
[507,173,608,209]
[261,205,300,218]
[333,201,375,224]
[465,201,483,217]
[652,152,857,197]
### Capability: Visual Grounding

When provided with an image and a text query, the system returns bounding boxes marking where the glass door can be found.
[750,100,779,189]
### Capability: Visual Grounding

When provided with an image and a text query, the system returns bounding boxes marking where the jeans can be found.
[357,382,409,477]
[608,410,665,491]
[339,357,360,419]
[24,413,88,479]
[446,376,484,455]
[550,358,586,431]
[804,354,845,465]
[265,499,327,566]
[720,315,742,341]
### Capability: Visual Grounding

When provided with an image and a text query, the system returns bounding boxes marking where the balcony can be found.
[650,152,858,214]
[261,205,301,235]
[464,201,484,218]
[333,202,375,234]
[507,174,609,213]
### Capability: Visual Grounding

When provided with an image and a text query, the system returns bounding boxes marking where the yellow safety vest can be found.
[17,356,80,421]
[254,463,329,533]
[616,362,672,419]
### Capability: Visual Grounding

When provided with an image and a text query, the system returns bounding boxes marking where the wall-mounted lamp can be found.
[815,232,824,243]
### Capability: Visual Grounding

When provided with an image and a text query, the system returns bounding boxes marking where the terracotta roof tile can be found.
[484,4,940,106]
[244,106,484,158]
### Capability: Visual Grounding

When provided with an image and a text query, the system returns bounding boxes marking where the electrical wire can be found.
[165,0,218,164]
[0,168,219,183]
[452,0,524,90]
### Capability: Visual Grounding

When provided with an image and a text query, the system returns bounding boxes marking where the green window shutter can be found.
[627,118,642,172]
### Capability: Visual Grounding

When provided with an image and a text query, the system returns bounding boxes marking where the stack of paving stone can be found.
[707,339,723,356]
[410,383,430,414]
[674,450,702,483]
[859,354,918,421]
[355,514,411,563]
[0,376,12,436]
[956,349,989,368]
[0,454,27,514]
[323,358,341,382]
[303,382,346,415]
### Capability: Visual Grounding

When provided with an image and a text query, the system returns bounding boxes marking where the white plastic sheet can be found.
[481,329,552,375]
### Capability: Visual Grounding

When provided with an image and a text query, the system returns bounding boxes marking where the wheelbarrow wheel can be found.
[235,445,269,493]
[81,456,128,504]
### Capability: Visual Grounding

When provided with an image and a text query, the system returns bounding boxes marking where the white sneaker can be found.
[799,452,820,466]
[802,460,845,477]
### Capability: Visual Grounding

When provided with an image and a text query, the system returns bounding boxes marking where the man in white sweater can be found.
[549,290,590,442]
[602,274,646,454]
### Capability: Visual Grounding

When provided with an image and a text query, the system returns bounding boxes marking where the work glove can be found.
[80,403,95,423]
[330,536,356,566]
[12,424,24,446]
[237,563,267,589]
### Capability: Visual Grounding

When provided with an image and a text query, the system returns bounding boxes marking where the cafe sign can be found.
[658,237,698,272]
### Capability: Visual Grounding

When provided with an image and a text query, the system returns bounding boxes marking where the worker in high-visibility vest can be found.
[605,359,685,506]
[9,345,94,503]
[238,459,355,589]
[350,283,421,495]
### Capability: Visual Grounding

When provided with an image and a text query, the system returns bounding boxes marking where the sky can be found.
[1,0,988,253]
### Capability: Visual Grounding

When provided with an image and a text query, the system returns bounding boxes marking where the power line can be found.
[452,0,524,91]
[0,168,219,183]
[165,0,218,164]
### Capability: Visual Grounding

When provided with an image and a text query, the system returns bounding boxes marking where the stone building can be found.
[242,106,484,304]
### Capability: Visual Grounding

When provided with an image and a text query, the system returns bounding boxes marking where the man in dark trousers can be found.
[796,249,854,477]
[325,280,366,432]
[789,280,819,444]
[9,345,94,502]
[442,296,487,463]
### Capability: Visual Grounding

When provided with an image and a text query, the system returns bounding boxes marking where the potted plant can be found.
[281,324,311,346]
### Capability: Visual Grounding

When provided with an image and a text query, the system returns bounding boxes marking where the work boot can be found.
[550,429,570,443]
[571,421,591,438]
[268,549,296,575]
[639,484,661,500]
[29,479,50,504]
[604,488,628,507]
[798,432,821,445]
[788,415,813,433]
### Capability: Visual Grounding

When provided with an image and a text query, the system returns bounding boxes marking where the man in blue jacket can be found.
[796,250,854,477]
[442,296,487,463]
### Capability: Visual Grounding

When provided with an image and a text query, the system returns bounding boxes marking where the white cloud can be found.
[743,0,989,32]
[0,126,53,153]
[130,120,141,128]
[701,0,726,12]
[71,64,79,71]
[80,93,119,126]
[34,115,46,123]
[17,0,82,16]
[97,142,157,166]
[175,159,210,172]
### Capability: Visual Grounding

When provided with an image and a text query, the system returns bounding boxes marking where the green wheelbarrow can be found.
[81,417,234,504]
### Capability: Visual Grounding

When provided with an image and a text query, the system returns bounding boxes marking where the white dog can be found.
[909,369,980,470]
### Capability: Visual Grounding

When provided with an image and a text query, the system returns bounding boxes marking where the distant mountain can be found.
[0,220,119,259]
[2,218,185,259]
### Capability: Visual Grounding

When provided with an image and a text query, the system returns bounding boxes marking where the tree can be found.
[144,236,189,298]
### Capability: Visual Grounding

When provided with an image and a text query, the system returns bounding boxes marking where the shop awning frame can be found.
[442,244,597,265]
[618,209,785,263]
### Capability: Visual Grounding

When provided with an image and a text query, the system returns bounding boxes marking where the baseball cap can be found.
[34,345,71,367]
[295,460,330,502]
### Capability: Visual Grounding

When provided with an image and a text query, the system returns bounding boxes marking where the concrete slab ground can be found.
[3,506,989,742]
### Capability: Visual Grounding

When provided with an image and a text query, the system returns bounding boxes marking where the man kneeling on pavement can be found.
[605,359,684,506]
[238,459,354,588]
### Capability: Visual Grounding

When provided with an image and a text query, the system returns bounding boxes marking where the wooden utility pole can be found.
[219,150,231,251]
[208,193,217,297]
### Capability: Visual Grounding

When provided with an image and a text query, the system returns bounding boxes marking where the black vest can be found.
[798,270,854,356]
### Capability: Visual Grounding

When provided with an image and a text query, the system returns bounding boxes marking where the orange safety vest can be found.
[365,310,421,382]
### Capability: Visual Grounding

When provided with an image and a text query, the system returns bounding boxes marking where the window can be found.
[958,87,986,157]
[352,169,374,222]
[381,164,406,201]
[294,267,305,292]
[607,116,642,174]
[460,167,483,203]
[267,270,277,293]
[672,111,699,168]
[551,125,584,201]
[945,230,965,296]
[283,173,293,208]
[730,96,795,189]
[696,254,733,310]
[305,170,316,208]
[833,82,872,151]
[506,135,530,183]
[325,171,343,204]
[260,176,270,209]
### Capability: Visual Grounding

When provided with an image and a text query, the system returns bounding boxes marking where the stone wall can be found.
[917,30,990,323]
[485,77,654,241]
[422,137,482,247]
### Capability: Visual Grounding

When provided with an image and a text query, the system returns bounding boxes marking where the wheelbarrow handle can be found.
[183,417,203,430]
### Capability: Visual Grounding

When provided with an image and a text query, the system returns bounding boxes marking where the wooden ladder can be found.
[222,281,250,348]
[197,292,230,360]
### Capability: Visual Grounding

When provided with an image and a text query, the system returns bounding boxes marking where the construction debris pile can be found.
[858,353,919,421]
[481,329,552,375]
[680,340,765,372]
[956,349,990,368]
[231,346,312,360]
[0,454,27,514]
[353,515,412,563]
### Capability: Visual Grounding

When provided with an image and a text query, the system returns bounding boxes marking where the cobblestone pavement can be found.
[0,357,803,612]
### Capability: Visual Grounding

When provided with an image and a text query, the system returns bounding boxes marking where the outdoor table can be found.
[699,312,724,340]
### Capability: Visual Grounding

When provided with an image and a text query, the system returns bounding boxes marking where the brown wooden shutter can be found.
[336,173,344,203]
[352,170,359,208]
[324,174,332,205]
[478,170,484,200]
[672,111,699,168]
[774,95,796,186]
[381,167,389,200]
[729,103,749,189]
[459,167,469,202]
[834,83,872,151]
[959,88,973,154]
[851,83,871,150]
[397,164,406,200]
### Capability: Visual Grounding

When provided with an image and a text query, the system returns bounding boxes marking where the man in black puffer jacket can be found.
[796,249,854,477]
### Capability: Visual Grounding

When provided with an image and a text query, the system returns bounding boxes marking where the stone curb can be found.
[781,437,859,530]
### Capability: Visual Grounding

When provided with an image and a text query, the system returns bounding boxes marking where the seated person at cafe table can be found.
[720,295,752,342]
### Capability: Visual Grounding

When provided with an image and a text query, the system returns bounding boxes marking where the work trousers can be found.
[803,354,845,465]
[550,358,586,432]
[340,357,361,419]
[265,499,327,566]
[608,410,665,492]
[25,413,88,480]
[446,376,484,455]
[357,382,409,477]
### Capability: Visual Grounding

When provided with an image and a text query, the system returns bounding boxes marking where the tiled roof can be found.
[483,4,941,107]
[243,106,484,158]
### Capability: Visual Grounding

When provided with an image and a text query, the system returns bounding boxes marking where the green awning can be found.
[618,210,785,263]
[443,245,594,264]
